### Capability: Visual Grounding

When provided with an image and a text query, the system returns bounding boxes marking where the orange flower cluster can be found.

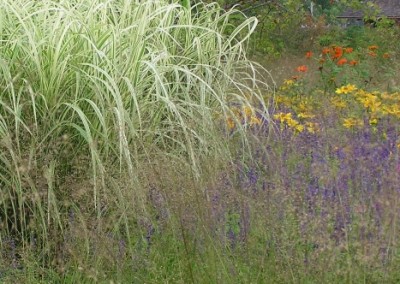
[344,47,353,53]
[296,65,308,72]
[318,46,356,66]
[337,58,347,66]
[349,60,358,66]
[293,44,390,84]
[368,45,378,51]
[308,44,389,69]
[322,47,330,55]
[332,46,343,59]
[365,46,391,59]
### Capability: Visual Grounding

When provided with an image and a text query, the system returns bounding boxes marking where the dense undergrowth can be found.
[1,0,400,283]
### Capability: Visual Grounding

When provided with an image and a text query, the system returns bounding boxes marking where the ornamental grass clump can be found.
[0,0,271,274]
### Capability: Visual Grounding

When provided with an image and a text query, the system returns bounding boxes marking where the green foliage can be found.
[225,210,241,237]
[318,33,336,47]
[180,0,190,9]
[211,0,337,56]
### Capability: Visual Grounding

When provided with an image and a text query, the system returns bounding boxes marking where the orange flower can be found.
[305,51,313,58]
[368,45,378,51]
[337,58,348,66]
[296,65,308,72]
[349,60,358,66]
[322,47,330,55]
[344,47,353,53]
[368,51,377,57]
[383,52,390,59]
[332,46,343,59]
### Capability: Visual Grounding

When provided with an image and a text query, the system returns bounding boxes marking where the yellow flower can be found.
[382,105,400,116]
[242,106,253,119]
[275,95,292,107]
[286,117,299,128]
[335,84,358,95]
[343,119,355,128]
[295,124,304,132]
[273,112,292,122]
[280,79,296,90]
[250,116,262,126]
[273,112,302,132]
[380,92,392,100]
[298,102,310,112]
[392,92,400,101]
[343,117,363,128]
[354,89,368,97]
[369,118,378,125]
[284,79,295,86]
[226,117,235,130]
[357,94,381,112]
[273,113,283,121]
[283,113,293,120]
[305,122,319,133]
[330,97,347,108]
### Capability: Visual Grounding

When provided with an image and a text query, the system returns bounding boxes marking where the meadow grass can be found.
[1,0,400,283]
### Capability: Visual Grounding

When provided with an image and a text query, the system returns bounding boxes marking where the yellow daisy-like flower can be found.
[383,105,400,117]
[226,117,235,130]
[335,84,358,95]
[286,117,300,128]
[392,92,400,101]
[369,118,378,125]
[330,97,347,108]
[343,117,363,128]
[242,105,253,119]
[284,79,295,86]
[357,93,382,114]
[295,124,304,132]
[380,92,393,100]
[305,122,319,133]
[250,116,262,126]
[354,89,367,97]
[275,95,292,107]
[297,102,311,112]
[273,112,292,122]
